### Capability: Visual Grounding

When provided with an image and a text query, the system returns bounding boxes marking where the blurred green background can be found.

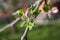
[0,20,60,40]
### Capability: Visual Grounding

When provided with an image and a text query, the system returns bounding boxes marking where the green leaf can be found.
[14,9,25,18]
[29,6,35,13]
[28,22,35,30]
[33,10,41,17]
[19,21,26,27]
[43,4,52,12]
[28,26,32,30]
[29,5,41,17]
[18,9,25,17]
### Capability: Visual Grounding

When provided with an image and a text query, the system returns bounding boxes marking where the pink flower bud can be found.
[51,7,59,14]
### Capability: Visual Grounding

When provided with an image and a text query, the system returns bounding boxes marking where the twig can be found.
[21,26,29,40]
[0,18,20,32]
[34,0,42,10]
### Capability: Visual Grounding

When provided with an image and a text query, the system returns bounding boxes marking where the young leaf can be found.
[29,6,35,13]
[33,10,41,17]
[18,9,25,17]
[19,21,26,27]
[14,9,25,18]
[43,4,52,12]
[28,22,35,30]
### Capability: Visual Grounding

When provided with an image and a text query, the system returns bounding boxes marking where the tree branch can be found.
[21,26,29,40]
[33,0,42,10]
[0,18,20,32]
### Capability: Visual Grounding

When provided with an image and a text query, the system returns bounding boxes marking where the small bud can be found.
[52,7,59,14]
